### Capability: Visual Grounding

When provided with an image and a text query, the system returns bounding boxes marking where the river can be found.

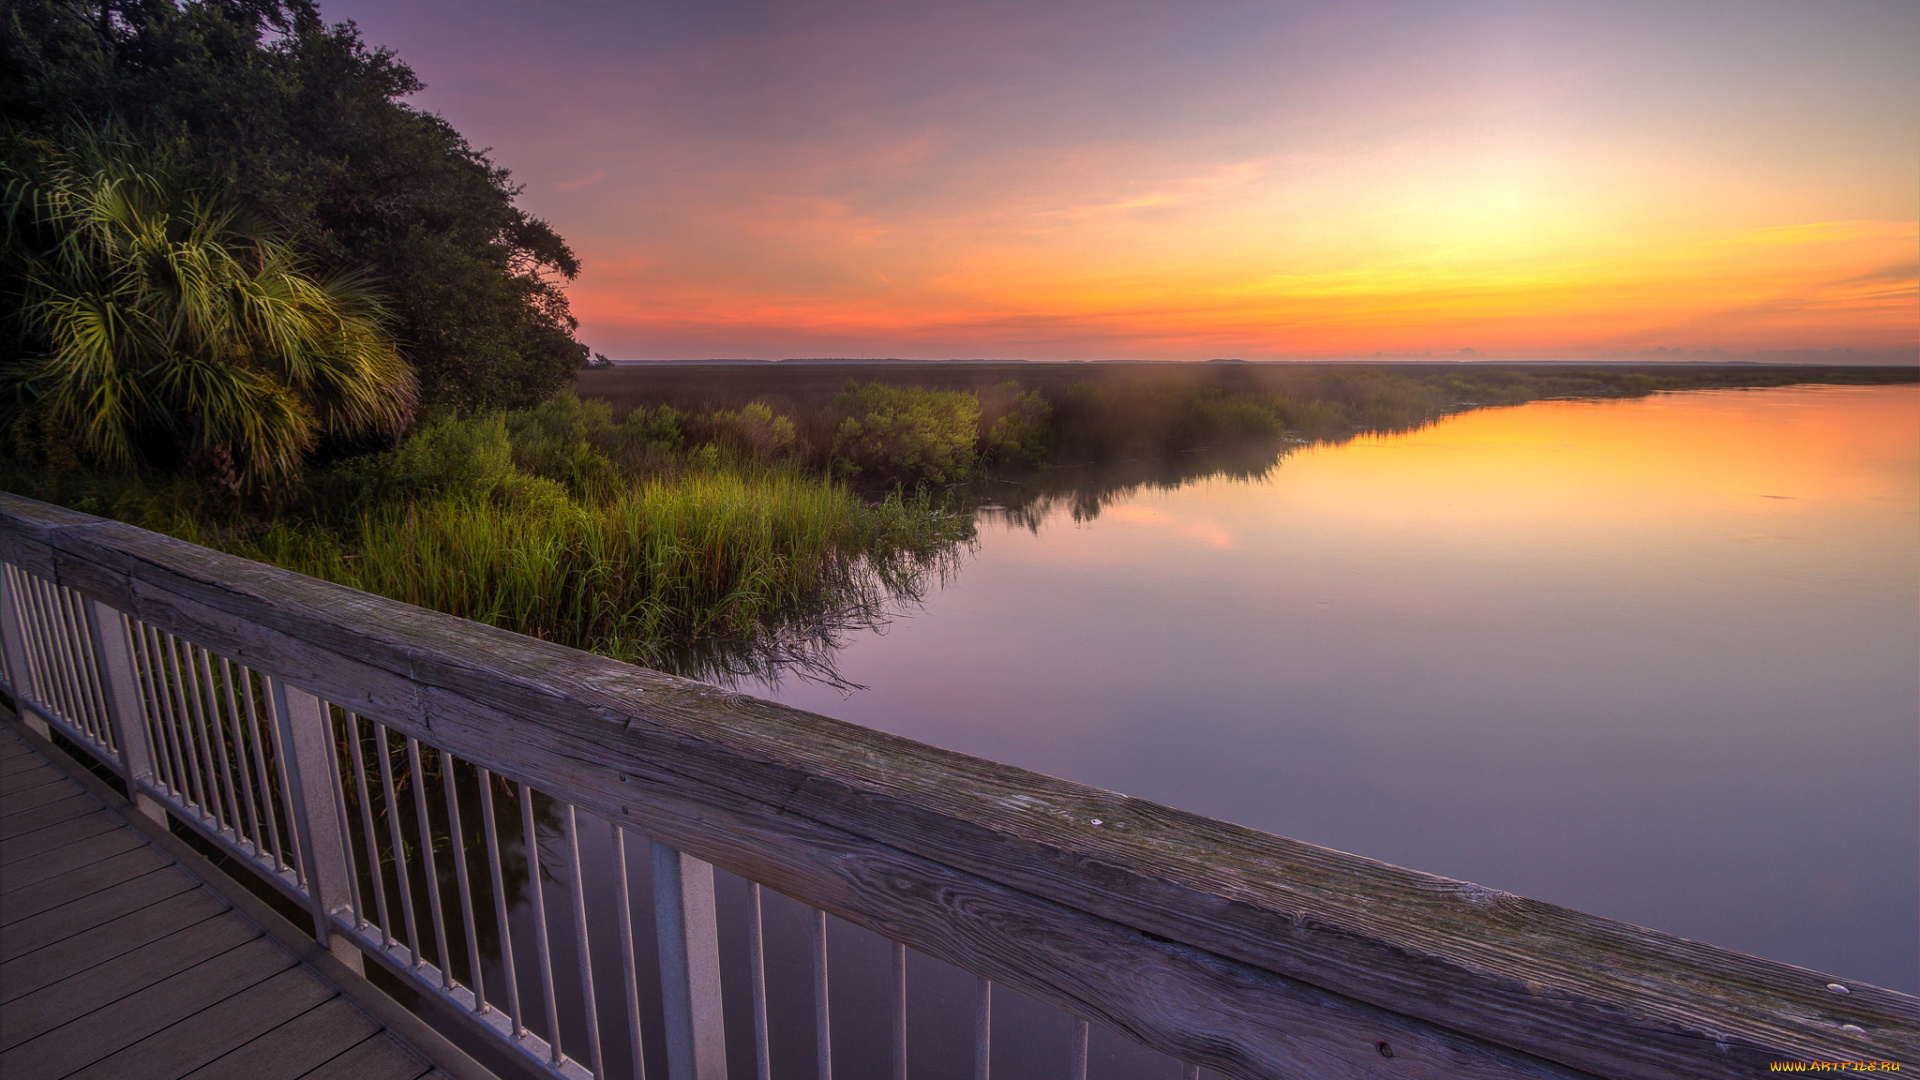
[742,384,1918,996]
[498,383,1916,1080]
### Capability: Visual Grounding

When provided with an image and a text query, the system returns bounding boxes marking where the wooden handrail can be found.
[3,492,1911,1080]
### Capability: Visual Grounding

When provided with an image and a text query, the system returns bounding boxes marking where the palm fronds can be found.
[4,133,416,490]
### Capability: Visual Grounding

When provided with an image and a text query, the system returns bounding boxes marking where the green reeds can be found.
[245,466,965,667]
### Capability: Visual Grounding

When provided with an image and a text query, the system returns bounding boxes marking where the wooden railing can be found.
[0,492,1911,1080]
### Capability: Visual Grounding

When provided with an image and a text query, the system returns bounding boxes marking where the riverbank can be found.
[6,362,1912,681]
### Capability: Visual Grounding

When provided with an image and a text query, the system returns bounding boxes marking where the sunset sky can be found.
[325,0,1917,361]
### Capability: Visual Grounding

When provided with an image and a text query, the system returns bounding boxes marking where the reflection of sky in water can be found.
[745,385,1919,992]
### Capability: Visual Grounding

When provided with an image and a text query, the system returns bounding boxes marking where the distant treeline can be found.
[579,361,1918,484]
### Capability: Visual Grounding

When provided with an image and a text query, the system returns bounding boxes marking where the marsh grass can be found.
[3,406,971,684]
[287,472,959,665]
[12,361,1912,684]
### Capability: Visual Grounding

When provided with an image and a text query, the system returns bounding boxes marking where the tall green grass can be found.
[4,401,970,680]
[257,470,957,666]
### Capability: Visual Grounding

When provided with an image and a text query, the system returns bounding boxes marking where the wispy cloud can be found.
[556,168,607,192]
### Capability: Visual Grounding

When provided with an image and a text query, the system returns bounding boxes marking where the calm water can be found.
[491,384,1914,1080]
[744,384,1918,993]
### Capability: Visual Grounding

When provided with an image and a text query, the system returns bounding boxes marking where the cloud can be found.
[556,168,608,192]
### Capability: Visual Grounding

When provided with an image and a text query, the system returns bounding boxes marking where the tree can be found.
[2,0,587,415]
[3,133,415,491]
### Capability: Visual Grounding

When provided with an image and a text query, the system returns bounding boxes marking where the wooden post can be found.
[0,565,48,740]
[83,599,167,824]
[653,840,727,1080]
[269,676,364,973]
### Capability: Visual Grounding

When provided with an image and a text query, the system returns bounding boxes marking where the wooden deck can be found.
[0,722,478,1080]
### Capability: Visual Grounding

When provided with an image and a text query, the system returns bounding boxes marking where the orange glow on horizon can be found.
[326,0,1920,360]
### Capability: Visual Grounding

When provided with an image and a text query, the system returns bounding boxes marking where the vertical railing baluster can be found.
[221,658,264,854]
[193,647,239,832]
[441,749,486,1008]
[613,827,647,1080]
[1069,1020,1089,1080]
[377,723,423,967]
[172,637,218,819]
[747,883,770,1080]
[564,806,605,1078]
[478,766,524,1039]
[21,577,69,724]
[268,677,362,971]
[162,634,211,817]
[523,784,564,1065]
[242,669,287,871]
[653,842,726,1080]
[892,942,907,1080]
[0,565,46,740]
[83,601,166,824]
[66,589,112,748]
[322,707,367,932]
[813,908,833,1080]
[22,576,73,726]
[133,625,183,800]
[54,587,107,745]
[348,713,392,941]
[408,736,453,985]
[974,978,992,1080]
[263,678,307,886]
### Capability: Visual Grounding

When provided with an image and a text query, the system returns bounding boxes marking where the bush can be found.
[978,382,1052,464]
[699,402,797,461]
[831,383,980,484]
[1174,391,1284,447]
[388,415,516,497]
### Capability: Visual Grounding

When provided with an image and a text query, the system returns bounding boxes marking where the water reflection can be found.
[745,386,1919,993]
[385,386,1912,1080]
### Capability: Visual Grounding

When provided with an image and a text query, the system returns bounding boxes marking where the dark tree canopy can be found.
[3,0,588,416]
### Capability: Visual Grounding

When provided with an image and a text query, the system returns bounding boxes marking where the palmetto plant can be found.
[3,136,416,491]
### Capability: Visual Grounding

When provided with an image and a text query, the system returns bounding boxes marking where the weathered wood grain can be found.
[6,491,1915,1080]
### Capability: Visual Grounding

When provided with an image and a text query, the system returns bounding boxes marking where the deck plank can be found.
[0,772,77,811]
[0,935,294,1078]
[0,755,48,779]
[179,996,379,1080]
[1,866,199,962]
[0,768,61,798]
[0,885,226,1002]
[1,916,261,1050]
[0,792,98,839]
[0,723,491,1080]
[0,807,121,864]
[0,825,144,894]
[66,964,336,1080]
[294,1032,434,1080]
[0,844,171,927]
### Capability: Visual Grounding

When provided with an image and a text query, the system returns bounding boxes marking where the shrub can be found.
[831,383,980,484]
[388,414,516,497]
[1173,391,1284,447]
[700,402,797,460]
[978,382,1052,464]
